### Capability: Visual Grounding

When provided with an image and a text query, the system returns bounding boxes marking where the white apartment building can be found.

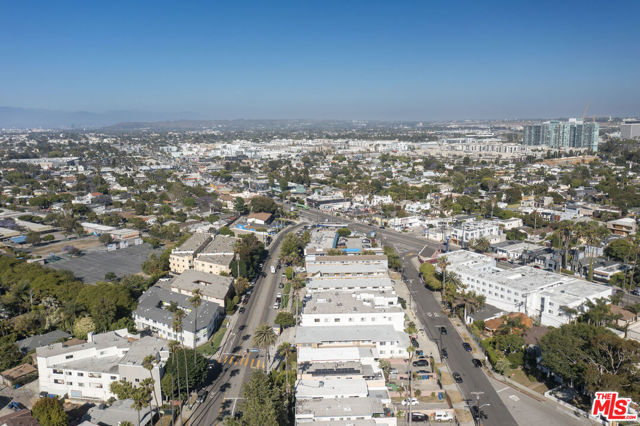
[306,277,395,293]
[168,232,212,273]
[133,286,223,348]
[450,220,504,247]
[295,325,410,359]
[444,251,612,327]
[36,330,168,403]
[300,291,404,332]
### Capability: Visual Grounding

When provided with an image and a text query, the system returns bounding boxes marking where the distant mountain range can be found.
[0,106,203,129]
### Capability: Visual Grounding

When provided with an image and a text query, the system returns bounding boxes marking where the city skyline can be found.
[1,0,640,122]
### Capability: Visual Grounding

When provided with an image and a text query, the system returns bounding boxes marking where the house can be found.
[246,212,273,226]
[133,285,223,348]
[609,305,638,328]
[168,232,212,273]
[36,329,168,402]
[0,409,39,426]
[0,363,37,386]
[483,313,533,336]
[16,330,71,354]
[607,218,637,237]
[450,220,504,247]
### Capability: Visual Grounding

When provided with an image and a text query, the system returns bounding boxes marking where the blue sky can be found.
[1,1,639,120]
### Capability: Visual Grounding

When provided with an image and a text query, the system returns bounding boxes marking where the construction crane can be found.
[582,102,590,120]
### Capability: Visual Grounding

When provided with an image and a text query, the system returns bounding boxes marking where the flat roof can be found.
[306,263,387,275]
[173,232,211,253]
[295,325,409,346]
[296,396,384,418]
[36,329,133,358]
[200,234,238,254]
[303,291,401,315]
[295,378,368,399]
[306,277,394,291]
[165,269,233,300]
[298,346,377,363]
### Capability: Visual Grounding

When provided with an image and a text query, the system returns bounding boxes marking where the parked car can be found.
[452,372,463,383]
[462,342,472,352]
[441,348,448,359]
[412,359,428,367]
[239,306,245,313]
[440,326,447,335]
[415,349,424,357]
[434,411,454,421]
[272,302,279,309]
[197,390,208,403]
[411,337,420,348]
[410,412,428,422]
[632,288,640,296]
[278,282,284,288]
[401,397,419,406]
[472,358,483,368]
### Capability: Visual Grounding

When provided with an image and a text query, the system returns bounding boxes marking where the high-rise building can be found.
[522,119,599,151]
[621,122,640,140]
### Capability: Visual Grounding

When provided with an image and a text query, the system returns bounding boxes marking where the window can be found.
[65,355,73,360]
[66,371,73,375]
[77,373,83,377]
[314,319,320,323]
[135,378,140,383]
[334,318,340,322]
[53,369,63,375]
[78,383,85,387]
[110,376,117,380]
[54,379,64,384]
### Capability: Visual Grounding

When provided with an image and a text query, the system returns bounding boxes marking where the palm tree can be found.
[131,386,150,426]
[291,277,304,320]
[578,222,609,281]
[406,345,416,423]
[253,323,277,372]
[168,340,180,426]
[189,288,203,363]
[142,355,160,421]
[277,342,296,399]
[559,305,579,323]
[173,309,189,424]
[437,256,450,307]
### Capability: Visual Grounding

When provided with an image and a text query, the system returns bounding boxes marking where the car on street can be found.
[279,282,284,288]
[239,306,245,313]
[462,342,472,352]
[441,348,448,359]
[412,359,428,367]
[197,390,208,403]
[411,337,420,348]
[472,358,483,368]
[452,372,463,383]
[470,405,480,420]
[409,412,428,422]
[401,397,418,406]
[632,288,640,296]
[415,369,430,375]
[272,302,279,309]
[440,326,447,335]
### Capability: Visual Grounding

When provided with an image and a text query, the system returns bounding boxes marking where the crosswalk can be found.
[218,353,264,369]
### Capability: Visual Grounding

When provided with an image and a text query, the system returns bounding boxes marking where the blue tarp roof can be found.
[10,236,27,243]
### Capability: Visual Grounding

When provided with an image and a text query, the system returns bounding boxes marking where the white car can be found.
[273,302,279,309]
[401,397,418,406]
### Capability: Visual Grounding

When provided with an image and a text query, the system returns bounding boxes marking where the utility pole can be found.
[471,391,485,426]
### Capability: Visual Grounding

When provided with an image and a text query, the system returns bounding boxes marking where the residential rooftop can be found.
[162,269,233,300]
[303,291,401,315]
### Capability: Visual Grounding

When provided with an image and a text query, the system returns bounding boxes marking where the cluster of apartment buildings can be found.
[523,119,599,151]
[294,228,410,424]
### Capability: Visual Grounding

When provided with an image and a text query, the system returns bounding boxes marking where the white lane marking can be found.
[497,386,510,393]
[509,395,520,402]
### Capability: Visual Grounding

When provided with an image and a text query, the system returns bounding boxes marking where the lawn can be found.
[197,318,228,356]
[507,368,550,394]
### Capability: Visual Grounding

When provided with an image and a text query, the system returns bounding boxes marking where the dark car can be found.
[441,348,448,359]
[239,306,245,313]
[452,372,463,383]
[197,390,208,403]
[463,342,472,352]
[411,338,420,348]
[413,359,429,367]
[472,358,483,368]
[470,405,480,420]
[440,326,447,335]
[410,412,428,422]
[632,289,640,296]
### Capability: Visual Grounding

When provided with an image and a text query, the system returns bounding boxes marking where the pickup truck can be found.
[270,265,276,274]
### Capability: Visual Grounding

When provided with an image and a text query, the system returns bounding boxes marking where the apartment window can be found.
[314,319,320,323]
[334,318,340,322]
[54,379,64,384]
[110,376,117,380]
[53,369,63,375]
[135,378,140,383]
[361,317,366,322]
[65,355,73,360]
[88,373,102,378]
[77,373,83,377]
[66,371,72,375]
[78,383,84,387]
[66,382,73,386]
[348,318,354,322]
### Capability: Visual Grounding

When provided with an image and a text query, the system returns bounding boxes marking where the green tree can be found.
[253,323,277,372]
[225,370,287,426]
[337,227,351,238]
[218,226,235,236]
[234,197,247,214]
[605,238,636,262]
[26,231,41,245]
[72,316,95,339]
[383,245,401,271]
[160,347,208,401]
[470,237,491,253]
[99,233,113,245]
[32,396,68,426]
[142,354,160,420]
[250,196,278,214]
[274,311,295,328]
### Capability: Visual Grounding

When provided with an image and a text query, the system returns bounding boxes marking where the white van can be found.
[434,411,453,421]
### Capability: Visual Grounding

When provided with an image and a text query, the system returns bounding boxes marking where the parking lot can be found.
[49,243,160,283]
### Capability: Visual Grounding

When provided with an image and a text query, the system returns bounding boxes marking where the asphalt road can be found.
[298,208,518,426]
[187,222,306,425]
